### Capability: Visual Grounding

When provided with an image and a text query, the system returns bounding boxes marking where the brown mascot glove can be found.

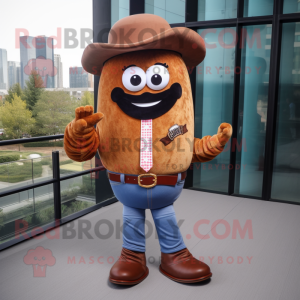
[64,105,104,162]
[192,123,232,163]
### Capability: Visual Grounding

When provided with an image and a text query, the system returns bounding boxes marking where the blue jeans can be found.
[109,171,186,253]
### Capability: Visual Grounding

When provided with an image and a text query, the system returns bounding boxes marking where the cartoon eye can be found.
[122,66,146,92]
[43,67,47,70]
[42,257,46,260]
[34,257,37,260]
[35,67,39,70]
[146,65,170,91]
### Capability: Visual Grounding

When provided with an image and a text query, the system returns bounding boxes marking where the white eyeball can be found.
[122,66,146,92]
[146,65,170,91]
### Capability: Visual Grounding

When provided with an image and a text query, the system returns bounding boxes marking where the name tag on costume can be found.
[160,124,188,146]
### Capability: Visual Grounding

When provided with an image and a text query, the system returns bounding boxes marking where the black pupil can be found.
[130,75,141,86]
[151,74,162,86]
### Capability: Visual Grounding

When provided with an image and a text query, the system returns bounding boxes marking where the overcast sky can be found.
[0,0,93,87]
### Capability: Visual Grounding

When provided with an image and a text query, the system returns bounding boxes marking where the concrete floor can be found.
[0,189,300,300]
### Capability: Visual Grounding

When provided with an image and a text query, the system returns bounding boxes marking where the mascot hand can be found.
[73,105,104,133]
[216,123,232,146]
[64,105,104,162]
[192,123,232,163]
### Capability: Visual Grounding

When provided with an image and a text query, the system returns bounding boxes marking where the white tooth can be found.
[132,101,161,108]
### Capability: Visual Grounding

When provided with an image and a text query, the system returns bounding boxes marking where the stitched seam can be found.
[147,189,149,209]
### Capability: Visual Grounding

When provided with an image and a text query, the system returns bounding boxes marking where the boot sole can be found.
[159,265,212,283]
[109,267,149,285]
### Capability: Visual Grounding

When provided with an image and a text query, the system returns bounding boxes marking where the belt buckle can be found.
[138,173,157,188]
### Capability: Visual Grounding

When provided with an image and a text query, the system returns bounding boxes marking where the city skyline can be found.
[0,41,93,90]
[0,0,92,88]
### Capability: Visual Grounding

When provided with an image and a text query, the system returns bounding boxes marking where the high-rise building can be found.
[20,36,55,88]
[54,54,63,88]
[7,61,21,89]
[0,48,8,90]
[69,66,93,88]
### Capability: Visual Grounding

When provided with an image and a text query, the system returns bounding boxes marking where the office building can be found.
[20,36,55,88]
[54,54,63,88]
[0,48,8,90]
[69,66,93,88]
[7,61,21,89]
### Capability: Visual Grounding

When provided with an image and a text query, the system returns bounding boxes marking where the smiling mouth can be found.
[111,83,182,120]
[132,101,162,108]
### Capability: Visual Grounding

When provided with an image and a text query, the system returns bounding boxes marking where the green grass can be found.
[0,161,43,183]
[60,159,73,166]
[0,150,44,160]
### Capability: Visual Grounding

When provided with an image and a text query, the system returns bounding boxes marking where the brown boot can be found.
[160,248,212,283]
[109,248,149,285]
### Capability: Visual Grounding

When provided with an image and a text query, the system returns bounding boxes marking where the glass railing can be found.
[0,137,115,248]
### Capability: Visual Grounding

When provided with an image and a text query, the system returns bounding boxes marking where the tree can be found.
[23,71,45,111]
[5,83,24,103]
[33,91,76,136]
[81,91,94,107]
[0,94,35,140]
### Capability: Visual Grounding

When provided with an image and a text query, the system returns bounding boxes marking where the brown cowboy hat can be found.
[82,14,206,75]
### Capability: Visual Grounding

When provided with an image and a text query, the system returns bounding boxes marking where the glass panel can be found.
[60,142,96,177]
[234,24,272,197]
[0,184,54,244]
[198,0,237,21]
[61,172,97,218]
[243,0,274,17]
[271,22,300,203]
[111,0,130,26]
[193,27,235,192]
[0,140,61,164]
[283,0,300,14]
[0,156,52,193]
[145,0,186,24]
[61,171,114,218]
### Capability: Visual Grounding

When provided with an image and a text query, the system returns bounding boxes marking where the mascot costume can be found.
[64,14,232,285]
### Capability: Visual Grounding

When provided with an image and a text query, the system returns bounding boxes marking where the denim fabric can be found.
[108,170,186,253]
[109,171,185,210]
[122,204,186,253]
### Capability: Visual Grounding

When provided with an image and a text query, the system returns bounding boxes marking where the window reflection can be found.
[244,0,274,17]
[271,22,300,203]
[283,0,300,14]
[145,0,186,24]
[111,0,130,26]
[193,27,235,192]
[235,24,272,197]
[198,0,237,21]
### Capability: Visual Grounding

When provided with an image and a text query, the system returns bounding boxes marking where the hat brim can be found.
[81,27,206,75]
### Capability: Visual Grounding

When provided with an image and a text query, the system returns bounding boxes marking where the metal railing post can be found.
[52,151,61,220]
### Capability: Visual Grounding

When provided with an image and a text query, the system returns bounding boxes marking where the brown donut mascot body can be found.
[64,14,232,285]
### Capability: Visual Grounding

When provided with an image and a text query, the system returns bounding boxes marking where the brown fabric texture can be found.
[192,122,232,163]
[97,50,194,174]
[64,51,232,172]
[63,105,103,162]
[82,14,206,75]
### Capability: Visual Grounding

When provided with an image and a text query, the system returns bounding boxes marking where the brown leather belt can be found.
[108,171,187,188]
